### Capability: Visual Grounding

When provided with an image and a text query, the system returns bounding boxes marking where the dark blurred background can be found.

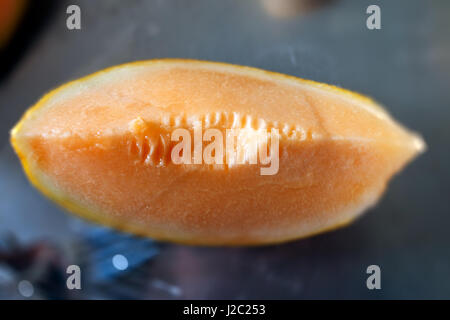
[0,0,449,299]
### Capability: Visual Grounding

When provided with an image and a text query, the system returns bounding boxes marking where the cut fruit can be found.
[10,59,425,245]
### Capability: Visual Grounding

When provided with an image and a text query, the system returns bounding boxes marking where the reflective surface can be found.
[0,0,449,299]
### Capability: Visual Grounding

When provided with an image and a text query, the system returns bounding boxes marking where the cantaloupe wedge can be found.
[10,59,425,245]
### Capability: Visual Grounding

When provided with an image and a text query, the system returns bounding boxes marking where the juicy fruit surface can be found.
[11,59,425,245]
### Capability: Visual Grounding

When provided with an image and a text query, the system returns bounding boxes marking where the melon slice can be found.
[10,59,425,245]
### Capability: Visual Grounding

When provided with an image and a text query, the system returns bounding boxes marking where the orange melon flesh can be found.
[10,59,425,245]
